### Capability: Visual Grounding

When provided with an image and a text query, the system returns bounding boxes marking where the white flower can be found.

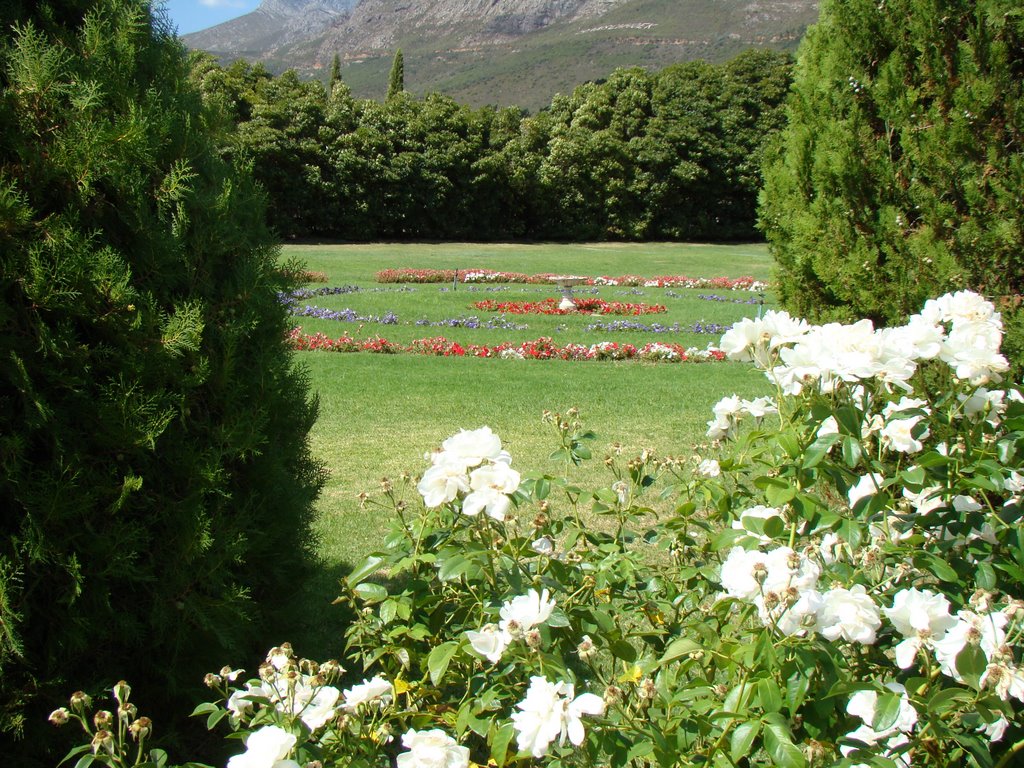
[227,725,298,768]
[227,681,273,719]
[933,610,1008,681]
[959,388,1007,426]
[499,589,555,635]
[902,484,945,515]
[440,427,507,469]
[396,729,470,768]
[884,588,957,639]
[342,676,393,712]
[418,460,470,508]
[531,536,554,555]
[697,458,721,477]
[981,662,1024,702]
[719,546,818,603]
[289,682,340,730]
[979,715,1010,742]
[510,677,605,758]
[772,589,824,637]
[466,624,511,664]
[462,461,521,520]
[940,321,1008,385]
[848,473,885,509]
[740,396,778,418]
[719,547,771,601]
[818,585,881,644]
[883,588,957,669]
[706,395,744,439]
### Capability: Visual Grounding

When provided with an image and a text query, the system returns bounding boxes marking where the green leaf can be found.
[975,561,997,590]
[347,554,385,586]
[489,721,517,767]
[762,715,806,768]
[352,582,388,603]
[757,678,783,713]
[956,643,987,688]
[871,691,901,732]
[610,639,637,662]
[914,552,959,583]
[190,701,219,716]
[834,406,862,436]
[535,477,551,500]
[802,435,838,468]
[428,641,460,686]
[658,637,702,666]
[765,481,797,507]
[841,436,863,468]
[546,607,571,628]
[729,720,761,763]
[206,707,228,729]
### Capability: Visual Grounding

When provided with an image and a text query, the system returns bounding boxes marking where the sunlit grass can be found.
[284,242,777,655]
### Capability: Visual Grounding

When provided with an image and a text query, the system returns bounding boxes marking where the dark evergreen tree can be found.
[760,0,1024,335]
[387,48,405,100]
[0,0,323,762]
[329,51,342,93]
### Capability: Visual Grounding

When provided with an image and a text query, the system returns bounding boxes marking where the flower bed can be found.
[376,267,766,290]
[286,328,727,363]
[414,315,529,331]
[471,298,667,315]
[585,319,732,334]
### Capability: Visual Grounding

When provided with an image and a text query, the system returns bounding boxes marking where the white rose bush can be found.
[53,290,1024,767]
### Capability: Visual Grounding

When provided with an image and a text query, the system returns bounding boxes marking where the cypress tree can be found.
[387,47,404,100]
[329,51,342,92]
[0,0,323,761]
[760,0,1024,339]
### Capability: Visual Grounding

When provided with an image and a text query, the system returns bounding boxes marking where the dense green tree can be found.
[191,50,793,243]
[760,0,1024,332]
[329,51,342,92]
[229,70,338,237]
[0,0,323,762]
[387,48,405,100]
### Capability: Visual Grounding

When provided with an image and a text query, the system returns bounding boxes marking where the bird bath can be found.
[549,275,588,310]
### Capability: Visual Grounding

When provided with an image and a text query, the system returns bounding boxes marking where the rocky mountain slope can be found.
[183,0,818,110]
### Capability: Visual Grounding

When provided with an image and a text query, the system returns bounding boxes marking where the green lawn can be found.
[283,242,778,654]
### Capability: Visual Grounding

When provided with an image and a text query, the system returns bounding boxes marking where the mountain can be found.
[182,0,819,110]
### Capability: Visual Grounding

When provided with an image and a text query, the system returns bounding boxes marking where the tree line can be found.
[188,49,793,242]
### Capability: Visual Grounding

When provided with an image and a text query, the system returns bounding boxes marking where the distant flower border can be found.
[286,328,727,363]
[376,268,766,291]
[471,298,667,315]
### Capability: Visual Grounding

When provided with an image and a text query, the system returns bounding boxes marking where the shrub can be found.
[53,290,1024,767]
[760,0,1024,344]
[0,0,323,761]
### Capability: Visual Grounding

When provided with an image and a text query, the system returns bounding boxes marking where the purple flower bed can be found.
[287,285,362,300]
[585,320,733,334]
[415,315,530,331]
[291,304,399,325]
[696,293,764,305]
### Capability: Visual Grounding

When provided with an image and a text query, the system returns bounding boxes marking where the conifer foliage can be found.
[0,0,323,757]
[760,0,1024,336]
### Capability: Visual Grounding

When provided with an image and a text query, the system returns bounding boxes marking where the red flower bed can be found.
[286,328,727,363]
[471,298,667,315]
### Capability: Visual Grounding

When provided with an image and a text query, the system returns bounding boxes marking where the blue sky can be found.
[158,0,261,35]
